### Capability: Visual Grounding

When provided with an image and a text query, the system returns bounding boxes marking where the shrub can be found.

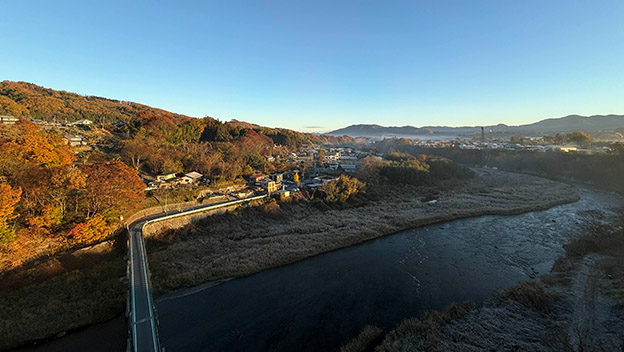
[320,175,366,204]
[497,281,558,313]
[339,325,383,352]
[375,301,474,352]
[378,154,472,187]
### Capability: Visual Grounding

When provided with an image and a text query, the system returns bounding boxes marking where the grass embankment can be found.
[0,181,244,350]
[344,210,624,352]
[146,169,579,292]
[0,240,126,351]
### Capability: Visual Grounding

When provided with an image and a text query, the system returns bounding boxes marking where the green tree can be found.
[321,175,365,203]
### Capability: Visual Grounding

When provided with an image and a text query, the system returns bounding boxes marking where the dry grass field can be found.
[147,169,579,292]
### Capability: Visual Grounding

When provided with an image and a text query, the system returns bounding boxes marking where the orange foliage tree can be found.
[79,161,145,220]
[67,214,109,244]
[0,184,22,243]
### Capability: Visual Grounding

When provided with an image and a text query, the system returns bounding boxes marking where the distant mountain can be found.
[327,115,624,138]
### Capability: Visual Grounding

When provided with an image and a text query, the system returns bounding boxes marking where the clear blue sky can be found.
[2,1,623,132]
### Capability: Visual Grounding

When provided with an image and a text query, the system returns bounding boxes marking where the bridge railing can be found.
[127,194,268,352]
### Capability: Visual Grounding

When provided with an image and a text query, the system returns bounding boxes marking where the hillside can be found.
[0,80,191,124]
[328,114,624,138]
[0,80,356,264]
[0,80,352,145]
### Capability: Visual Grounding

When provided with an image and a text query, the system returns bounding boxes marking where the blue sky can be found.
[2,1,623,132]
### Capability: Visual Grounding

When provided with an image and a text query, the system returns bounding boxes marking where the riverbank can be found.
[0,253,126,351]
[0,186,245,351]
[147,169,580,292]
[350,209,624,352]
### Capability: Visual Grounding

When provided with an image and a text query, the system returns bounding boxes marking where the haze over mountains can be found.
[327,114,624,139]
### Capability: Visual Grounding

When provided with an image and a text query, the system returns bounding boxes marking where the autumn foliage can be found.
[0,122,144,246]
[0,184,21,242]
[0,81,355,252]
[67,214,109,243]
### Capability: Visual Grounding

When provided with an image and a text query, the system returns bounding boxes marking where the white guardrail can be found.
[129,194,268,352]
[141,194,268,229]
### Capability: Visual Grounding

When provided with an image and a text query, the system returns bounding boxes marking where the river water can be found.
[155,186,622,352]
[16,185,623,352]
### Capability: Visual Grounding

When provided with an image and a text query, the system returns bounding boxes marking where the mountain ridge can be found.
[328,114,624,138]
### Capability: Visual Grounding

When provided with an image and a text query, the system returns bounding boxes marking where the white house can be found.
[185,171,203,181]
[64,135,87,147]
[178,171,203,185]
[156,173,177,182]
[0,115,18,125]
[73,119,93,126]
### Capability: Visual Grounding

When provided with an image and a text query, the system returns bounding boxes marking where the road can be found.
[128,222,159,352]
[127,194,267,352]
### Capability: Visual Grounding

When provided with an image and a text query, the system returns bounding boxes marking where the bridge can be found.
[126,195,268,352]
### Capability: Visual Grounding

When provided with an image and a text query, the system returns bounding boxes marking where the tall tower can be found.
[481,127,485,143]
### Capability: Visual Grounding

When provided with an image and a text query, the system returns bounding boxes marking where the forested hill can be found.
[0,81,354,248]
[0,80,353,147]
[0,80,192,123]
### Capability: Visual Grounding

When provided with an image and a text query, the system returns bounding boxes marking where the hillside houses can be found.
[146,171,208,190]
[250,173,267,184]
[0,115,18,125]
[249,173,284,193]
[302,175,339,189]
[64,135,87,147]
[72,119,93,127]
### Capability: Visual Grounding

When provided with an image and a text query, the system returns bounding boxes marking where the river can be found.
[15,185,623,352]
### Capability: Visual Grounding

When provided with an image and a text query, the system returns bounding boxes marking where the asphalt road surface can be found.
[127,195,266,352]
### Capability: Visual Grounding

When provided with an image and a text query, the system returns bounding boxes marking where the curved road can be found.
[127,195,267,352]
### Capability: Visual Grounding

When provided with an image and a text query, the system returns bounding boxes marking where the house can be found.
[325,152,341,161]
[178,171,203,185]
[64,135,87,147]
[73,119,93,126]
[270,173,284,183]
[297,153,314,163]
[250,173,267,184]
[178,176,194,185]
[340,164,357,172]
[260,179,278,193]
[156,173,177,182]
[185,171,203,181]
[314,175,338,184]
[272,190,291,201]
[340,155,358,162]
[0,115,18,125]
